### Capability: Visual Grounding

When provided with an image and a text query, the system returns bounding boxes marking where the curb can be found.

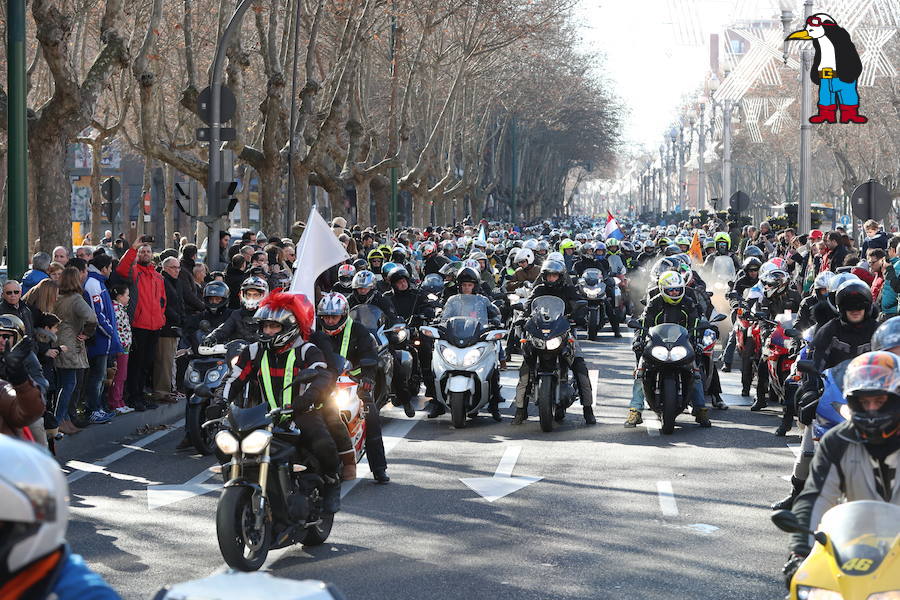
[55,400,185,462]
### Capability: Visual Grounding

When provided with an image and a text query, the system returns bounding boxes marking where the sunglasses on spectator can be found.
[4,290,20,295]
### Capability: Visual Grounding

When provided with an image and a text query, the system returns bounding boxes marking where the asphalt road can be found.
[65,328,798,600]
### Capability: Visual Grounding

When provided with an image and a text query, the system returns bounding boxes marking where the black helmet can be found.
[836,280,873,317]
[663,244,682,257]
[743,245,764,260]
[352,258,369,272]
[873,316,900,352]
[540,259,566,287]
[202,281,230,314]
[387,266,410,288]
[456,266,480,287]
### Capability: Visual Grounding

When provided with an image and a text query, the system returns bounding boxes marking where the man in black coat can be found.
[155,258,185,403]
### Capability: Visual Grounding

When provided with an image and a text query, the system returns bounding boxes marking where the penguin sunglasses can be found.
[806,16,836,27]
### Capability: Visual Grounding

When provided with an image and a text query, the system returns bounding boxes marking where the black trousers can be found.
[127,328,159,406]
[295,411,340,475]
[363,400,387,472]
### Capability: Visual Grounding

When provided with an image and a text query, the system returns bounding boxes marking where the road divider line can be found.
[656,481,679,517]
[643,412,660,436]
[588,370,598,406]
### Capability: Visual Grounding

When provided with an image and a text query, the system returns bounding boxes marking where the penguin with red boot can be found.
[785,13,867,124]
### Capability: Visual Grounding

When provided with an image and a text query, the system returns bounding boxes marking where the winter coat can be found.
[84,268,123,358]
[160,271,184,338]
[21,269,49,295]
[0,380,43,438]
[0,301,34,339]
[113,248,166,330]
[112,301,132,352]
[53,293,97,370]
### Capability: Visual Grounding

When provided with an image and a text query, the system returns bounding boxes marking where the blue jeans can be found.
[55,368,79,424]
[818,77,859,105]
[722,327,737,366]
[85,354,109,414]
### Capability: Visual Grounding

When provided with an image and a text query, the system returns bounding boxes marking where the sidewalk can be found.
[54,400,185,462]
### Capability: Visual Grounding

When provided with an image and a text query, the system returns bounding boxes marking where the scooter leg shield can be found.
[447,375,475,394]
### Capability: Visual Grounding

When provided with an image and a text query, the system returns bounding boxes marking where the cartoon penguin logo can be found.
[785,13,866,124]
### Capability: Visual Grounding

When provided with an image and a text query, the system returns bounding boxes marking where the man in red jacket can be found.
[115,237,166,411]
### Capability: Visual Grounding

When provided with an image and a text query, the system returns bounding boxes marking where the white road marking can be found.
[787,444,801,459]
[685,523,719,535]
[67,460,159,486]
[643,411,660,436]
[66,419,185,484]
[460,445,542,502]
[588,369,599,406]
[656,481,679,517]
[147,469,219,510]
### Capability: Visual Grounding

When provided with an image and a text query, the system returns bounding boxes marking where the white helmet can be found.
[547,251,564,263]
[516,248,535,266]
[0,436,69,573]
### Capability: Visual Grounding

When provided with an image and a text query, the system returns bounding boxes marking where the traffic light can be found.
[213,181,238,217]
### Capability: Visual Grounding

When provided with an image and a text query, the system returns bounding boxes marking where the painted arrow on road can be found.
[460,445,541,502]
[146,469,219,511]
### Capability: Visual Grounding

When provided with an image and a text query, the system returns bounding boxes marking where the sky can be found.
[576,0,779,154]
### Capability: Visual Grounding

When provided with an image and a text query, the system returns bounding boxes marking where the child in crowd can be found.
[35,312,66,446]
[108,284,134,414]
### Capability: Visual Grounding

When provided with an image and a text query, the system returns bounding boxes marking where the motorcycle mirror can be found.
[711,313,726,323]
[627,318,641,329]
[770,510,826,545]
[706,291,714,298]
[199,320,213,333]
[419,326,440,339]
[726,291,740,301]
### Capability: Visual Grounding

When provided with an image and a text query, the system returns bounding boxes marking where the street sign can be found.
[839,214,851,226]
[196,85,237,125]
[850,179,892,222]
[101,177,121,201]
[729,191,751,213]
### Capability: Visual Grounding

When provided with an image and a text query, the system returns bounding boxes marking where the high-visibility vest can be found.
[339,318,362,376]
[260,349,295,421]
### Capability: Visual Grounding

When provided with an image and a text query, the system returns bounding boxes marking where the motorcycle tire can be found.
[537,375,555,433]
[587,316,598,341]
[449,391,467,429]
[187,402,215,455]
[661,375,679,435]
[302,511,334,546]
[216,486,271,572]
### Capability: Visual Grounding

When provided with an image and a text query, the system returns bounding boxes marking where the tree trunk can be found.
[164,164,176,246]
[89,143,104,244]
[372,177,390,231]
[29,133,73,252]
[259,166,283,237]
[412,190,428,227]
[355,177,371,228]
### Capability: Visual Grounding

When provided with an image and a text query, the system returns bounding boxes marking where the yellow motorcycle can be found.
[772,501,900,599]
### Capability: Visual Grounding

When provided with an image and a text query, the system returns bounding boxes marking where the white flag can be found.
[289,207,351,300]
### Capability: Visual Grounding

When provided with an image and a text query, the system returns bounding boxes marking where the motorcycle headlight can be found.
[650,346,670,361]
[441,345,459,365]
[207,369,222,383]
[669,346,688,361]
[395,328,408,343]
[796,587,843,600]
[189,371,201,384]
[241,430,272,454]
[215,431,239,455]
[508,294,520,303]
[546,336,563,351]
[334,387,355,410]
[583,288,599,298]
[462,347,484,367]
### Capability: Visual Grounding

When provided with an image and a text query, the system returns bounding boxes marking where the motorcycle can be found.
[757,310,802,407]
[629,318,698,434]
[698,312,727,405]
[578,268,607,341]
[420,295,506,428]
[506,282,532,354]
[521,296,585,432]
[331,357,378,463]
[348,305,410,410]
[211,370,334,571]
[772,502,900,600]
[186,340,246,455]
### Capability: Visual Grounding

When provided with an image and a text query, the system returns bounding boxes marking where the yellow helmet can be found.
[658,270,685,305]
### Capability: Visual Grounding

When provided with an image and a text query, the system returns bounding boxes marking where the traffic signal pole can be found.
[7,0,28,279]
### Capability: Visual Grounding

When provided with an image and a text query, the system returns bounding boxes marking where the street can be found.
[66,330,793,600]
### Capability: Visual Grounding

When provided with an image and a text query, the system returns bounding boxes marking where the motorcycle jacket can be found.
[203,307,260,346]
[331,281,354,298]
[574,257,610,278]
[504,265,541,292]
[186,306,232,351]
[728,272,760,310]
[423,254,450,276]
[756,288,802,319]
[11,546,121,600]
[347,289,399,323]
[790,421,900,555]
[384,286,438,322]
[636,251,657,267]
[526,280,584,317]
[796,295,838,331]
[636,294,701,347]
[316,320,378,381]
[808,315,879,372]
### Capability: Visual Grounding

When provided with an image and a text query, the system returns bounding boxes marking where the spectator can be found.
[255,230,266,246]
[240,245,255,264]
[0,280,34,338]
[21,252,51,295]
[101,230,113,246]
[35,312,66,440]
[75,246,93,262]
[65,258,89,285]
[84,254,123,424]
[107,284,133,415]
[862,219,888,253]
[22,278,60,327]
[48,261,65,282]
[155,257,184,404]
[53,267,98,435]
[180,243,199,276]
[175,246,204,316]
[52,246,69,264]
[217,231,231,268]
[114,237,166,412]
[868,248,887,306]
[821,231,848,273]
[191,263,208,298]
[112,238,127,259]
[225,254,247,309]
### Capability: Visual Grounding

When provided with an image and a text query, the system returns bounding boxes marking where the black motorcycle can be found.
[184,339,246,455]
[577,268,607,340]
[212,371,333,571]
[522,296,585,432]
[630,319,697,434]
[348,305,411,410]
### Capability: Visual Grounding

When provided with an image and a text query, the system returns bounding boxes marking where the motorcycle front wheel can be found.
[216,486,271,572]
[186,402,215,455]
[449,391,467,428]
[661,374,679,435]
[537,375,555,432]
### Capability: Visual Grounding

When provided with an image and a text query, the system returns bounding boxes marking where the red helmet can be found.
[254,290,314,350]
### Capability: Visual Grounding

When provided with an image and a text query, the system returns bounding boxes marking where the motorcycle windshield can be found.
[442,294,490,324]
[421,273,444,295]
[818,501,900,575]
[531,296,566,323]
[711,255,736,280]
[445,317,484,343]
[583,268,602,287]
[649,323,688,344]
[228,402,271,433]
[607,255,625,275]
[349,305,385,332]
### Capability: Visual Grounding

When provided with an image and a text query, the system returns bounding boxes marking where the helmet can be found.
[540,259,566,287]
[317,292,350,335]
[874,317,900,351]
[377,244,393,259]
[743,245,764,260]
[703,239,715,251]
[674,236,690,248]
[676,261,693,285]
[441,240,457,256]
[594,242,607,256]
[202,281,230,314]
[650,257,679,282]
[421,241,437,258]
[843,351,900,444]
[761,269,789,297]
[516,248,535,266]
[813,271,836,293]
[421,273,444,296]
[742,257,762,272]
[367,248,385,273]
[472,238,487,251]
[663,244,682,257]
[643,240,656,252]
[352,258,369,272]
[381,262,398,278]
[658,271,685,305]
[462,258,481,273]
[580,242,594,258]
[835,280,873,315]
[606,238,620,253]
[523,239,539,251]
[575,233,588,243]
[240,276,269,310]
[559,239,575,252]
[0,315,26,345]
[352,270,376,291]
[713,232,731,252]
[620,241,634,254]
[547,251,564,263]
[456,266,480,287]
[338,264,356,283]
[657,237,671,248]
[439,262,458,281]
[254,291,314,350]
[391,246,409,263]
[0,435,69,573]
[386,265,410,287]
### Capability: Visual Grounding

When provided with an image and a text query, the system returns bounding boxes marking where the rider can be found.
[347,270,398,322]
[203,276,268,346]
[721,256,762,373]
[315,292,389,483]
[636,240,657,267]
[222,291,342,513]
[512,260,596,426]
[504,248,541,292]
[783,350,900,588]
[628,270,711,428]
[421,241,449,276]
[795,271,837,331]
[332,264,356,297]
[0,435,122,599]
[703,232,740,270]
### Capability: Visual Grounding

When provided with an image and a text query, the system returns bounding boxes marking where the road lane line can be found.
[643,412,660,436]
[588,369,598,406]
[66,419,185,484]
[656,481,679,517]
